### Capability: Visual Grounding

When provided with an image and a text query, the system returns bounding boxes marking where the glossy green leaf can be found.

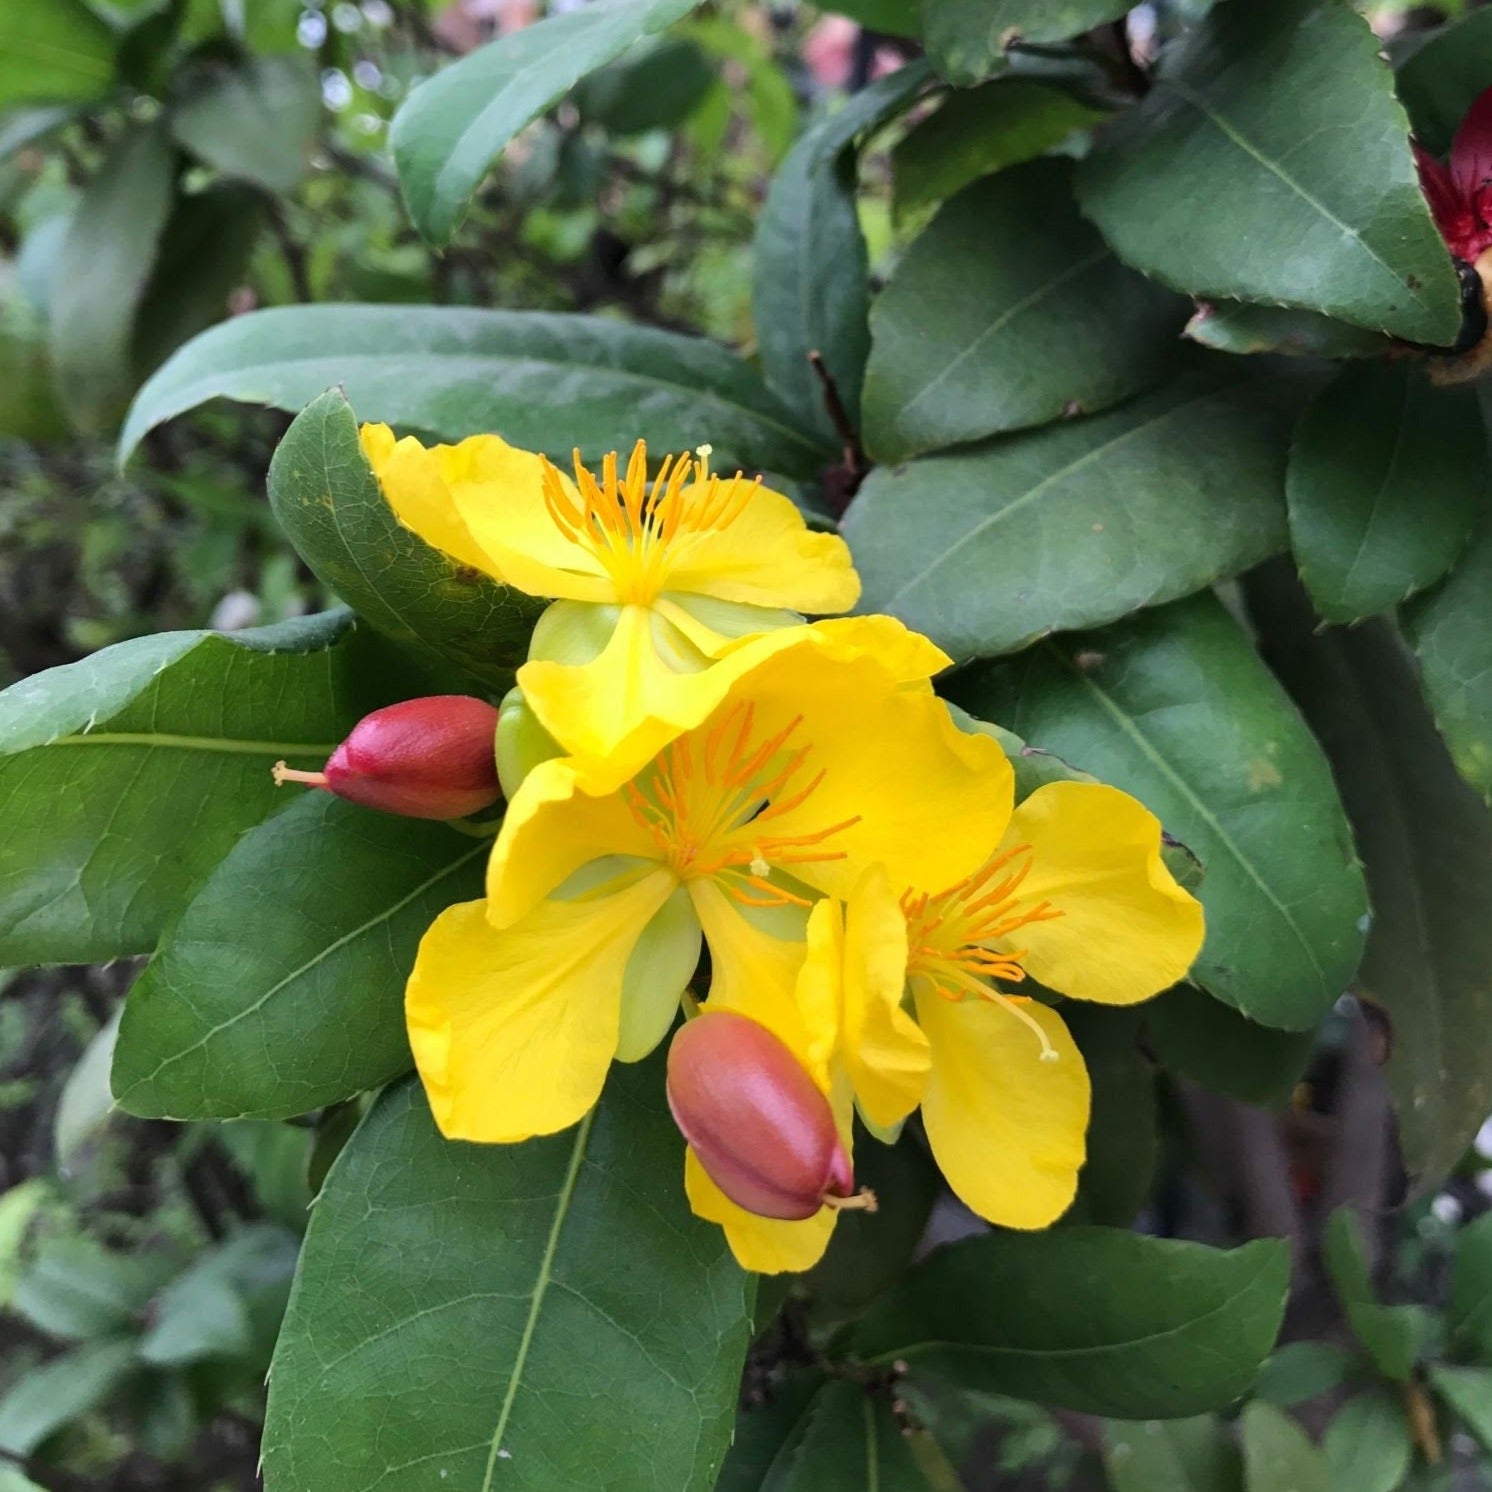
[1063,1007,1156,1228]
[892,78,1105,221]
[1322,1391,1413,1492]
[54,1008,121,1165]
[1395,9,1492,156]
[49,123,176,432]
[266,388,543,689]
[863,159,1185,461]
[1403,514,1492,806]
[1430,1365,1492,1450]
[1184,302,1390,360]
[847,367,1299,662]
[263,1070,752,1492]
[752,63,930,441]
[390,0,700,245]
[1244,571,1492,1188]
[755,1380,928,1491]
[112,792,486,1121]
[1448,1212,1492,1360]
[0,1339,138,1457]
[574,37,715,136]
[853,1229,1288,1418]
[1077,0,1461,346]
[1288,363,1486,623]
[1324,1208,1433,1381]
[170,54,321,195]
[0,0,116,108]
[1252,1343,1356,1408]
[952,594,1367,1028]
[713,1370,825,1492]
[1145,986,1316,1108]
[118,305,828,479]
[1105,1417,1243,1492]
[1239,1403,1329,1492]
[821,0,920,38]
[0,610,369,966]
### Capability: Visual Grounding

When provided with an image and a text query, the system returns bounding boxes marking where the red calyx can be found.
[1415,86,1492,263]
[273,695,502,820]
[666,1010,862,1222]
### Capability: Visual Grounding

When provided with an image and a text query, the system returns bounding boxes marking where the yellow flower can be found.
[359,424,860,780]
[402,618,1011,1149]
[798,780,1205,1232]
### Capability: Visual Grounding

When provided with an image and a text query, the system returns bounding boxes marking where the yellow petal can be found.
[446,447,615,604]
[800,614,952,684]
[655,593,803,659]
[485,756,660,928]
[724,643,1013,899]
[840,867,928,1129]
[358,423,505,578]
[688,877,813,1065]
[1004,781,1206,1006]
[405,874,674,1143]
[915,989,1090,1228]
[684,1146,836,1273]
[665,478,861,615]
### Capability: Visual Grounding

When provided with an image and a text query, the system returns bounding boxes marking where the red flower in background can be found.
[1414,86,1492,263]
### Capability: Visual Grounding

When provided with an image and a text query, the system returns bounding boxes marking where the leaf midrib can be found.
[481,1109,596,1491]
[45,731,337,755]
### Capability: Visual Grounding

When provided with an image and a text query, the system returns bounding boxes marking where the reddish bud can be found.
[667,1010,865,1221]
[273,695,502,820]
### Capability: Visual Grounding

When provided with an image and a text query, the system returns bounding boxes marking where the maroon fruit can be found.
[274,695,502,820]
[667,1010,857,1221]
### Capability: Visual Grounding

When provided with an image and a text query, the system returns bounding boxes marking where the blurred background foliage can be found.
[5,2,1492,1490]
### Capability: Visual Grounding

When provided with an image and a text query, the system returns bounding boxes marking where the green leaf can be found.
[1287,364,1486,623]
[1239,1402,1329,1492]
[1324,1207,1434,1381]
[1243,572,1492,1188]
[714,1369,825,1492]
[1076,0,1462,346]
[266,387,542,690]
[1253,1342,1356,1408]
[54,1007,121,1165]
[1144,985,1316,1108]
[262,1069,752,1492]
[390,0,701,245]
[1403,513,1492,806]
[118,305,828,479]
[574,37,716,137]
[846,367,1298,663]
[853,1229,1289,1418]
[1430,1364,1492,1450]
[863,159,1185,462]
[1184,302,1391,360]
[821,0,921,38]
[1395,9,1492,157]
[0,0,116,108]
[1448,1212,1492,1360]
[0,1338,138,1457]
[1322,1391,1413,1492]
[113,792,486,1121]
[891,78,1106,221]
[0,105,81,162]
[130,182,265,380]
[752,63,931,442]
[942,0,1132,55]
[951,593,1368,1028]
[11,1235,170,1341]
[1062,1006,1156,1228]
[1105,1417,1243,1492]
[0,610,370,965]
[749,1380,929,1491]
[169,54,321,195]
[49,122,176,432]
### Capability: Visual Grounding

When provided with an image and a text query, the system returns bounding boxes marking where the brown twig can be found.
[807,350,869,517]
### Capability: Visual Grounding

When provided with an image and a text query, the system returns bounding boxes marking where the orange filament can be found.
[623,700,859,907]
[538,440,761,606]
[903,845,1065,1061]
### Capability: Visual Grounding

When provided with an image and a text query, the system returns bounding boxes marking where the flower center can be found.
[901,846,1065,1060]
[622,700,860,907]
[540,440,761,607]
